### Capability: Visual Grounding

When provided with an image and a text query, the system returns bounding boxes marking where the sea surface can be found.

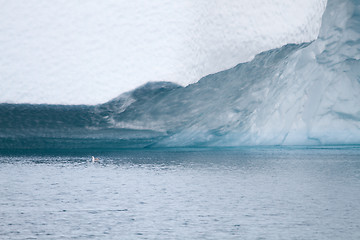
[1,147,360,239]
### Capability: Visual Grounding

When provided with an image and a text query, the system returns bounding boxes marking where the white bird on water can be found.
[91,156,99,163]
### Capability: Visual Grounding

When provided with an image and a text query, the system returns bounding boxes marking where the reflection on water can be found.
[1,147,360,239]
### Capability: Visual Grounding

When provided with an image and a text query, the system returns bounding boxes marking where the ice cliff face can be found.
[96,0,360,146]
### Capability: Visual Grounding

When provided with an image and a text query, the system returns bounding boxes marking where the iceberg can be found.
[0,0,359,149]
[97,0,360,146]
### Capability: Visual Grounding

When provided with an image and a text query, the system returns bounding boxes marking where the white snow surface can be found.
[0,0,326,105]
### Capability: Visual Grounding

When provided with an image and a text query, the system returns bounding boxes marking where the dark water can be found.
[1,147,360,239]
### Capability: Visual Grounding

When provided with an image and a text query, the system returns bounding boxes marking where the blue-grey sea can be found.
[1,147,360,239]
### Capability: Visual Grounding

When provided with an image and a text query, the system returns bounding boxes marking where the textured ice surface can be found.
[0,0,326,104]
[98,0,360,146]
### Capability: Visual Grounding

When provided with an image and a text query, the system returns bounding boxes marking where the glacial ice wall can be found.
[99,0,360,146]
